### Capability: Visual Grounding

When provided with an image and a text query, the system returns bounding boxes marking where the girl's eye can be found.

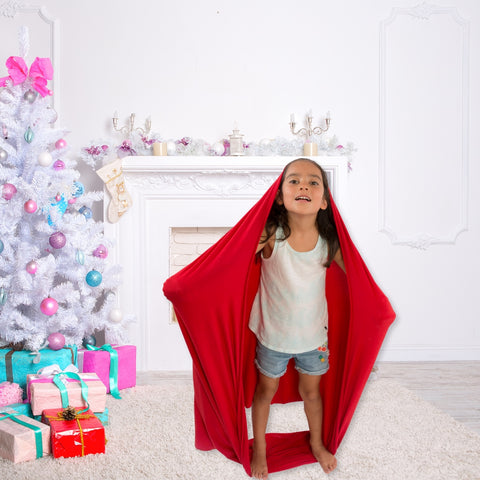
[310,181,319,186]
[289,179,299,184]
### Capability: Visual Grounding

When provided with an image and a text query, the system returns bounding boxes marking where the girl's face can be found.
[278,160,328,216]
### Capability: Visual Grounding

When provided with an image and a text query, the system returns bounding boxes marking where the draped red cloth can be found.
[163,172,395,476]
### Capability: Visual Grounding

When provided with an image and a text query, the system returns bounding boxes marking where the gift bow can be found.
[0,56,53,97]
[85,344,121,399]
[0,412,44,459]
[36,363,79,376]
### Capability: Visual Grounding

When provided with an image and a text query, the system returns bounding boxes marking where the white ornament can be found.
[166,141,176,155]
[212,142,225,156]
[38,151,53,166]
[109,308,123,323]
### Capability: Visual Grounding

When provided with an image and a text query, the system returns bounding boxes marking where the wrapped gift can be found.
[0,381,23,406]
[27,371,106,416]
[42,407,105,458]
[0,402,33,418]
[0,412,50,463]
[95,407,109,426]
[78,344,136,398]
[0,346,77,391]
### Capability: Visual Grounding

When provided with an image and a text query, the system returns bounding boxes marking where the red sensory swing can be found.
[163,170,396,476]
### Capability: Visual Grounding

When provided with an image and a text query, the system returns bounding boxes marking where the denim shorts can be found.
[254,341,330,378]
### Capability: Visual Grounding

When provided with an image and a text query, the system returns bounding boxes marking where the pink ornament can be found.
[68,198,77,205]
[49,231,66,249]
[2,183,17,200]
[55,194,61,202]
[40,297,58,316]
[24,199,37,213]
[26,260,38,274]
[53,160,65,170]
[93,244,108,259]
[47,332,65,350]
[55,138,67,149]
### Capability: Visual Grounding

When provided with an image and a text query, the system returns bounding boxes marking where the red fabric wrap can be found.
[163,172,395,475]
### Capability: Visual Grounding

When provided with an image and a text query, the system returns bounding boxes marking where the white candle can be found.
[290,113,295,123]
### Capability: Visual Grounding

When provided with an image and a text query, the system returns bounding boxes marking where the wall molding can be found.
[378,3,470,249]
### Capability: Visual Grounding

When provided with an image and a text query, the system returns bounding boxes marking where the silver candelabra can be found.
[289,111,331,139]
[112,112,151,137]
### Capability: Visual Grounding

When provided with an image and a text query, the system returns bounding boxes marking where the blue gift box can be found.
[0,346,77,392]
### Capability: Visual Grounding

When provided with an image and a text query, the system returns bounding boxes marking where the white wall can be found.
[1,0,479,363]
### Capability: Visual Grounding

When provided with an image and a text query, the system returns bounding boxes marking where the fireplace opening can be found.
[169,227,231,322]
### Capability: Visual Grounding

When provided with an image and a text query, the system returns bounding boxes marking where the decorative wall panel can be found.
[379,3,469,248]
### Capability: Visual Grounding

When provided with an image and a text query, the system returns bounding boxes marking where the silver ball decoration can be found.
[0,148,7,162]
[24,90,38,104]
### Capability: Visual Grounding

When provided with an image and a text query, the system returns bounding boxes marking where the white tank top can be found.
[249,228,329,353]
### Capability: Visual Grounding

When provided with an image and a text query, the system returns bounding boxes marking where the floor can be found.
[136,361,480,436]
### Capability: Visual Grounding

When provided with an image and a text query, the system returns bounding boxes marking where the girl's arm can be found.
[255,228,274,257]
[333,247,346,273]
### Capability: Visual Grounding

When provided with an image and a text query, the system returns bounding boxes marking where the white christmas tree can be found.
[0,31,131,352]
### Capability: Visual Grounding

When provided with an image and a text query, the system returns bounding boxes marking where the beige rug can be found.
[1,378,480,480]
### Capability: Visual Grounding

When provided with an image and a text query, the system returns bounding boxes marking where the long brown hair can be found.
[262,158,339,267]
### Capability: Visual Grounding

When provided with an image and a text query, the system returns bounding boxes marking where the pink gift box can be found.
[0,413,50,463]
[26,373,106,416]
[78,345,136,394]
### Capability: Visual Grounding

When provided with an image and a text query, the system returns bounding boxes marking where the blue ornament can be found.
[82,335,97,348]
[45,195,68,227]
[79,205,92,220]
[24,126,34,143]
[0,239,3,254]
[72,181,85,198]
[0,287,7,306]
[76,249,85,265]
[86,270,102,287]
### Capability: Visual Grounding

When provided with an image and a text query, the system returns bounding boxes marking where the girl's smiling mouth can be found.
[295,196,311,202]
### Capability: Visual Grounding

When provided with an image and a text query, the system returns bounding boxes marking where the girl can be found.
[249,158,345,479]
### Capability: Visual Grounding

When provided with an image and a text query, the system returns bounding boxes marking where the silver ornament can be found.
[0,148,7,162]
[24,89,38,103]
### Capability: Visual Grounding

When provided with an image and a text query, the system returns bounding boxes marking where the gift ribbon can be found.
[0,412,43,458]
[85,344,121,399]
[45,409,96,457]
[52,372,90,415]
[0,56,53,97]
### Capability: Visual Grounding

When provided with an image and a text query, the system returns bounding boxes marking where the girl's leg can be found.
[251,372,280,480]
[298,373,337,474]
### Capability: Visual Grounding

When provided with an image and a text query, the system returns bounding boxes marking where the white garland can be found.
[81,130,356,170]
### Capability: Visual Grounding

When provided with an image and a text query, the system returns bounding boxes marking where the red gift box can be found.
[42,408,105,458]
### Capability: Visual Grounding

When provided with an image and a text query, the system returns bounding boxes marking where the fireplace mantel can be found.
[104,156,348,371]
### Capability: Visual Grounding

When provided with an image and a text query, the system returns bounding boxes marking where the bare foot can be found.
[311,443,337,474]
[251,443,268,479]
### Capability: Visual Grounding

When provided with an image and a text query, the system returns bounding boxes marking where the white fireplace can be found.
[104,156,348,371]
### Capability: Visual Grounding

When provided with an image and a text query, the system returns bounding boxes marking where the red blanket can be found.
[163,172,395,475]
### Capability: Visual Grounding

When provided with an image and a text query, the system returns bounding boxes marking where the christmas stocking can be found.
[96,158,132,223]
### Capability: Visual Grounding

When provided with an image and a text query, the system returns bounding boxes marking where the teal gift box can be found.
[0,403,33,418]
[0,346,77,392]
